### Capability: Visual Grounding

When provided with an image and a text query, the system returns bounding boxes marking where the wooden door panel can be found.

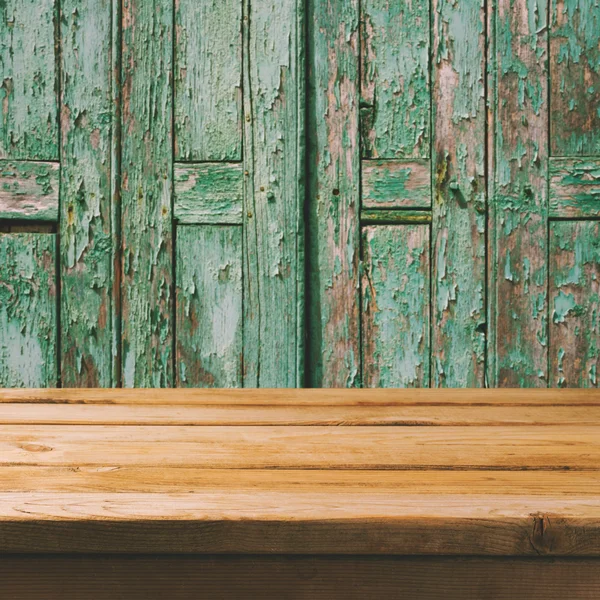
[0,233,57,387]
[0,0,599,389]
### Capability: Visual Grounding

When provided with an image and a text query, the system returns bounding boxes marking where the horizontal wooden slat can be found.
[360,209,431,224]
[2,403,600,426]
[174,163,243,224]
[2,388,599,406]
[362,160,431,208]
[3,556,600,599]
[0,491,599,555]
[2,467,599,495]
[0,161,59,221]
[550,158,600,218]
[1,425,599,469]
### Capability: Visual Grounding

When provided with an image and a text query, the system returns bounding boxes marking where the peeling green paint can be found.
[175,0,242,161]
[0,0,57,160]
[362,160,431,208]
[0,160,58,220]
[243,0,305,387]
[432,0,486,387]
[174,163,243,225]
[176,226,243,387]
[550,158,600,218]
[121,0,173,387]
[551,0,600,155]
[0,233,57,387]
[60,0,113,387]
[550,221,600,387]
[361,0,430,159]
[362,225,430,387]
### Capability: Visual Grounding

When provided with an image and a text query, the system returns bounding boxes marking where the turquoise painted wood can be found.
[1,0,600,389]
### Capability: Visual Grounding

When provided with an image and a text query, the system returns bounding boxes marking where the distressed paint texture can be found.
[0,0,57,160]
[174,163,243,225]
[121,0,173,387]
[243,0,305,387]
[550,0,600,155]
[60,0,113,387]
[362,160,431,209]
[306,0,361,387]
[492,0,549,387]
[432,0,486,387]
[362,225,430,387]
[550,221,600,388]
[550,158,600,218]
[0,233,56,387]
[361,0,430,159]
[175,0,242,161]
[0,160,59,221]
[176,226,243,387]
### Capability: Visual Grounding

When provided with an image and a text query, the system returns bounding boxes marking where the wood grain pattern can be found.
[550,0,600,155]
[305,0,360,387]
[3,556,600,600]
[432,0,486,387]
[176,226,243,387]
[174,0,242,161]
[3,387,599,405]
[1,390,599,556]
[3,402,600,426]
[492,0,549,387]
[174,163,243,225]
[243,0,305,387]
[0,234,56,387]
[121,0,173,387]
[550,221,600,388]
[550,158,600,218]
[60,0,114,387]
[2,424,600,469]
[362,225,430,387]
[0,0,57,160]
[362,160,431,209]
[0,161,59,221]
[361,0,430,159]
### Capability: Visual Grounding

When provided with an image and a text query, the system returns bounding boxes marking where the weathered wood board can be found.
[362,225,430,387]
[0,233,57,387]
[0,0,58,160]
[0,0,599,389]
[176,226,243,387]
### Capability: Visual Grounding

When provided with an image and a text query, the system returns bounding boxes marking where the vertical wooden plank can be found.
[492,0,549,386]
[361,0,430,159]
[174,0,242,161]
[306,0,360,387]
[60,0,113,387]
[0,0,57,160]
[121,0,173,387]
[0,233,57,387]
[362,225,430,387]
[550,0,600,156]
[243,0,305,387]
[432,0,486,387]
[176,226,243,387]
[550,221,600,388]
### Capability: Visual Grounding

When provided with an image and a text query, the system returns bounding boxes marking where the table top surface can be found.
[1,388,599,556]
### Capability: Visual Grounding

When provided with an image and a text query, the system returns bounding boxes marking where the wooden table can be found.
[1,389,599,599]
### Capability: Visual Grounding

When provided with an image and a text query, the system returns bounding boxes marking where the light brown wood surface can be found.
[1,389,599,556]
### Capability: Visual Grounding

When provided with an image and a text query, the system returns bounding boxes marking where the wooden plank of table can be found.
[2,467,599,495]
[0,490,598,555]
[1,388,599,406]
[3,556,599,600]
[2,403,600,426]
[1,425,599,469]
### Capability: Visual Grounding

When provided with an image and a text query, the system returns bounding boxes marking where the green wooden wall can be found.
[1,0,599,388]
